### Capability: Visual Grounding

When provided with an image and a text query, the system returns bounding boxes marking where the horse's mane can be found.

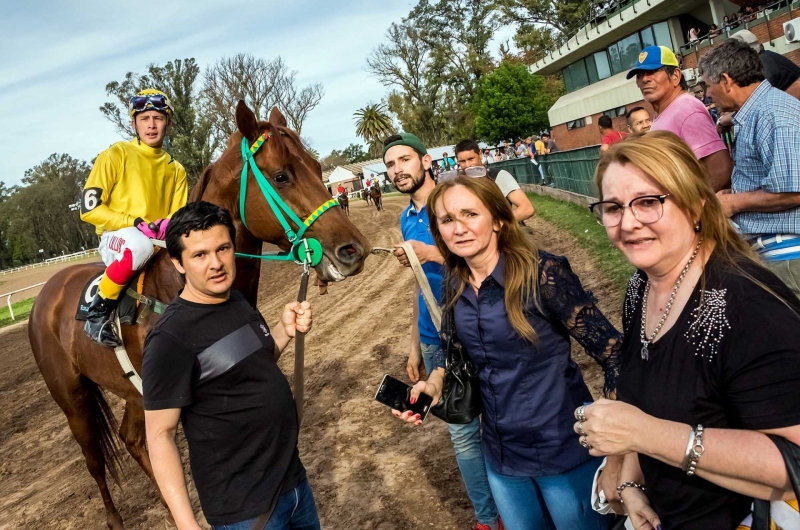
[189,120,323,203]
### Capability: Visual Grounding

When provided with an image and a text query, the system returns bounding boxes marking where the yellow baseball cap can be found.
[626,46,680,79]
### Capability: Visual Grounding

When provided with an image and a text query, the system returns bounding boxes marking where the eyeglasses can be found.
[588,194,670,227]
[438,166,487,183]
[130,94,170,113]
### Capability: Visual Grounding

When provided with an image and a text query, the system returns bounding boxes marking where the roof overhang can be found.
[549,71,644,126]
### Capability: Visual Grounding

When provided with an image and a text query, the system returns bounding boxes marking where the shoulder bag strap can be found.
[401,241,442,332]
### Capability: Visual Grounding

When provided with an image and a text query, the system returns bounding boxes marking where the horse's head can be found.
[192,101,369,281]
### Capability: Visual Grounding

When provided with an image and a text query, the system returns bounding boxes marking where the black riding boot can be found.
[83,294,122,348]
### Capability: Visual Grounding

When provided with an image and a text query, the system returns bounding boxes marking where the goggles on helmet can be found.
[129,94,172,117]
[437,165,487,183]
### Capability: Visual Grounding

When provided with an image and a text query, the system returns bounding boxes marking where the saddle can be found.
[74,269,167,325]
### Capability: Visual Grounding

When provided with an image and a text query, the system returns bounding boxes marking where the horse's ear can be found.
[268,106,288,128]
[235,100,259,142]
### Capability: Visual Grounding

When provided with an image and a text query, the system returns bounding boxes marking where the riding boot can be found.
[83,294,122,348]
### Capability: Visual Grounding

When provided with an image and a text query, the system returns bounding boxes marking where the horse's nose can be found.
[335,242,365,265]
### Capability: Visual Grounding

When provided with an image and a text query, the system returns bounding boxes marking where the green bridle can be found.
[235,131,339,268]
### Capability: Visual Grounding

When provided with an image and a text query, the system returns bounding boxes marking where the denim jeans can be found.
[765,258,800,300]
[421,342,499,527]
[484,456,611,530]
[211,478,321,530]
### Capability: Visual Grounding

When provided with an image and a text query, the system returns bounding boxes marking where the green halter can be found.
[236,132,339,267]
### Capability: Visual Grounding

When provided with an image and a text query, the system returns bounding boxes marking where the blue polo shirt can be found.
[400,200,443,345]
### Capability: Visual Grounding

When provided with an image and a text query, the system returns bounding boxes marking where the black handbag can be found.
[430,291,482,424]
[751,434,800,530]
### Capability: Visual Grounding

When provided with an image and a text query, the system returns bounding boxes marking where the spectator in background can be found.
[691,83,720,122]
[514,140,527,158]
[494,149,506,162]
[542,133,558,153]
[534,136,547,156]
[699,39,800,299]
[628,45,733,191]
[483,149,496,165]
[708,24,721,38]
[625,107,652,134]
[731,30,800,100]
[687,25,700,42]
[503,140,516,159]
[441,151,455,170]
[599,115,627,152]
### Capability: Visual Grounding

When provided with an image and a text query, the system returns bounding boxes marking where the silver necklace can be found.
[640,239,702,361]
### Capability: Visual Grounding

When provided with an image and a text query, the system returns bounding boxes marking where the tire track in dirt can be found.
[0,197,625,529]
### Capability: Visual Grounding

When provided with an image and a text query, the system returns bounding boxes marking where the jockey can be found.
[80,89,188,347]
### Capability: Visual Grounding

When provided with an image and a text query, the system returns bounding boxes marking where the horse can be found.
[369,185,383,211]
[27,101,370,530]
[361,188,372,205]
[338,192,349,217]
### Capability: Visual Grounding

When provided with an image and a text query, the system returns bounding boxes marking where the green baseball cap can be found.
[382,132,428,160]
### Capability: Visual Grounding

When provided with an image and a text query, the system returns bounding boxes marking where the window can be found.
[617,33,643,72]
[562,67,574,93]
[603,106,628,118]
[640,26,656,48]
[594,51,612,81]
[653,22,672,49]
[568,60,590,91]
[567,118,586,130]
[586,54,600,84]
[608,42,623,75]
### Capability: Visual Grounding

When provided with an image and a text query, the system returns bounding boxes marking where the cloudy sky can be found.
[0,0,427,186]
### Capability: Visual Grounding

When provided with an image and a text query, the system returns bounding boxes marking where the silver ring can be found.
[576,405,587,423]
[577,421,585,436]
[580,436,593,450]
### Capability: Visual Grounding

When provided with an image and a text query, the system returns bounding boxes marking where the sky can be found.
[0,0,424,187]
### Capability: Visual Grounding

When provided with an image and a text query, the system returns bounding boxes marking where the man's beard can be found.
[393,168,427,195]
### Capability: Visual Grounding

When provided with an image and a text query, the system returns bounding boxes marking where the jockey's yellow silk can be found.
[81,139,188,235]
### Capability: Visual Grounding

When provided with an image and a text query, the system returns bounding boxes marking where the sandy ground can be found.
[0,255,101,302]
[0,196,624,529]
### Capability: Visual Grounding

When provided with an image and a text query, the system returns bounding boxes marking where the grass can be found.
[527,192,633,292]
[0,297,35,328]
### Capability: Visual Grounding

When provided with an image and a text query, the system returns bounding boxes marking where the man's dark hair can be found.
[598,115,613,129]
[454,139,481,156]
[166,201,237,263]
[662,65,689,90]
[697,38,765,87]
[541,133,550,139]
[625,106,647,123]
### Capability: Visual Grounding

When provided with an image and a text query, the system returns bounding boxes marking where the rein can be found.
[234,132,340,425]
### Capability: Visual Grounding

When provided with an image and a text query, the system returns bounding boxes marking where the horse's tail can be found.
[86,379,125,486]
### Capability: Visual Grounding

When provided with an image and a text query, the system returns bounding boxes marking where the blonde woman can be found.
[396,176,621,530]
[580,131,800,530]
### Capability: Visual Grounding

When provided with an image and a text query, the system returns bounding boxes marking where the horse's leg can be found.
[119,403,176,526]
[49,373,125,530]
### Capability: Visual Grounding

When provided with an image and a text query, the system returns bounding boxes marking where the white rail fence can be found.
[0,282,46,321]
[0,249,98,276]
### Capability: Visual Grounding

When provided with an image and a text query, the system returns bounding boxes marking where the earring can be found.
[694,222,701,232]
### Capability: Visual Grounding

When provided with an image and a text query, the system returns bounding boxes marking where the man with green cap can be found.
[383,133,502,530]
[628,45,732,191]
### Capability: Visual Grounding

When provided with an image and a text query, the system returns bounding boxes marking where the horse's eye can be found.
[274,173,290,184]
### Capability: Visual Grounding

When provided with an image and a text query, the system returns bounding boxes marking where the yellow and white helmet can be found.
[128,88,174,118]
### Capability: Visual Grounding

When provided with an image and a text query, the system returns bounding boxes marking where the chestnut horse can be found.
[338,191,349,217]
[369,185,383,211]
[27,101,369,530]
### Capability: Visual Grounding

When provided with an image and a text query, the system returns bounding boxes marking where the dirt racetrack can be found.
[0,196,624,529]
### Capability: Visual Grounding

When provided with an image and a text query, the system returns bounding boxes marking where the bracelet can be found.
[616,481,646,504]
[680,426,698,471]
[685,424,705,476]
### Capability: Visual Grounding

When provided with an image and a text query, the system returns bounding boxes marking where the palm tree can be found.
[354,103,395,156]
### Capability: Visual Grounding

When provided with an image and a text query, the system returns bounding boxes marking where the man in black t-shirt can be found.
[143,201,319,530]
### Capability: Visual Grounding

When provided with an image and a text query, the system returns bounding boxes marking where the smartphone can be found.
[374,374,433,422]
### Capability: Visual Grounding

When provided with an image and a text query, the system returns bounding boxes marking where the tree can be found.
[100,58,219,186]
[354,103,395,156]
[496,0,592,62]
[341,144,372,163]
[202,54,323,142]
[471,63,561,143]
[320,151,348,172]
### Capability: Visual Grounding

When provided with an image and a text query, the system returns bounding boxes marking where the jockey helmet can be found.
[129,89,174,119]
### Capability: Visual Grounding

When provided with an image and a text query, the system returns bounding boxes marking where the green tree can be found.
[471,63,560,143]
[100,58,219,187]
[496,0,592,62]
[354,103,395,156]
[341,143,372,163]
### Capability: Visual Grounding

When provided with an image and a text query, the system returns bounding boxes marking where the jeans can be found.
[765,258,800,300]
[421,342,499,526]
[485,456,611,530]
[211,478,321,530]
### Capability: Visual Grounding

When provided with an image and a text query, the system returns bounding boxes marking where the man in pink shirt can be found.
[627,45,732,191]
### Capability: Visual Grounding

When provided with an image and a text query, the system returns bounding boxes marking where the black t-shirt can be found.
[142,290,305,526]
[760,50,800,92]
[618,254,800,530]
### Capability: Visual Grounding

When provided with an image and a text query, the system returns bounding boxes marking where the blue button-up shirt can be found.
[400,200,443,345]
[732,80,800,237]
[452,252,621,477]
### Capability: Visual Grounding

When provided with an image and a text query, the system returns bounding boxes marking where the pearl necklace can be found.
[640,239,703,361]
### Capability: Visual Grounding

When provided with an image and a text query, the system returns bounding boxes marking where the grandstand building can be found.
[529,0,800,151]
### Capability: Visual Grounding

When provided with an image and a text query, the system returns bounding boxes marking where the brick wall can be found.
[550,99,655,151]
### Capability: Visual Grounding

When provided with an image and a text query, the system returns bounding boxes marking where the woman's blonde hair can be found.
[595,130,762,287]
[427,176,542,342]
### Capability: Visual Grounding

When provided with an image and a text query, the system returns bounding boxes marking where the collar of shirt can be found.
[733,80,771,127]
[405,198,425,218]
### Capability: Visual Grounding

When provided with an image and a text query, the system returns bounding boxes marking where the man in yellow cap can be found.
[80,89,188,347]
[628,45,732,191]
